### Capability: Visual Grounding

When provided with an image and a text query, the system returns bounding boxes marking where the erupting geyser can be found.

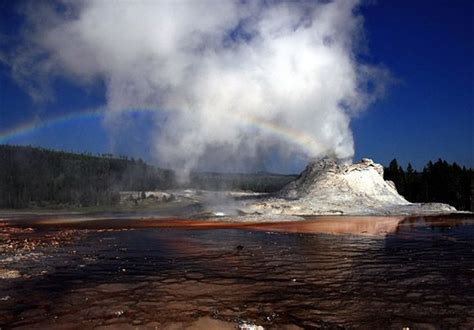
[9,0,390,178]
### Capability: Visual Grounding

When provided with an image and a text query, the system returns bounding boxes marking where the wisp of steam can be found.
[8,0,389,180]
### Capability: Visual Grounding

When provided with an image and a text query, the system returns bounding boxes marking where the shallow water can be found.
[0,215,473,329]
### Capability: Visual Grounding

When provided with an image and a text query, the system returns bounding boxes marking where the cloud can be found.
[8,0,389,178]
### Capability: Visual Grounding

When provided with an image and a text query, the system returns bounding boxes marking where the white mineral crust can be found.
[243,158,456,216]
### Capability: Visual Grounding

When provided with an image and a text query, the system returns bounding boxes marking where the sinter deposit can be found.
[244,158,456,216]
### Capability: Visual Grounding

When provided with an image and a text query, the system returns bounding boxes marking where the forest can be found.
[0,145,174,208]
[0,145,294,208]
[0,145,472,210]
[384,159,472,211]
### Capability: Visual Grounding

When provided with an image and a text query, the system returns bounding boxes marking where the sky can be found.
[0,0,472,173]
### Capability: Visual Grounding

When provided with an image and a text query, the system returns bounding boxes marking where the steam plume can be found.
[8,0,388,179]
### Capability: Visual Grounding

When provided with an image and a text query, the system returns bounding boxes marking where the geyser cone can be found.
[243,158,456,216]
[279,158,408,205]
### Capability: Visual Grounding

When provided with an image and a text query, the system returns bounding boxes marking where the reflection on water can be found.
[247,216,405,236]
[0,215,473,328]
[0,215,408,236]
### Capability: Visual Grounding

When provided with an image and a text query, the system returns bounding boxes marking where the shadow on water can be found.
[0,214,473,328]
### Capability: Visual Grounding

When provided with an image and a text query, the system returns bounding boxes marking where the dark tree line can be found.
[384,159,473,211]
[0,145,174,208]
[0,145,294,209]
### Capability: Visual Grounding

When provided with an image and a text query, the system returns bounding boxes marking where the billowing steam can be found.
[9,0,388,180]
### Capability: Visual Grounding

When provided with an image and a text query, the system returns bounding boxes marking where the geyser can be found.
[9,0,389,178]
[244,158,457,216]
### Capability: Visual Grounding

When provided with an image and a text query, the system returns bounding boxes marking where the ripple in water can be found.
[0,215,473,328]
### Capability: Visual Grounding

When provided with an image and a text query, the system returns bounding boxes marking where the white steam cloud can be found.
[9,0,388,179]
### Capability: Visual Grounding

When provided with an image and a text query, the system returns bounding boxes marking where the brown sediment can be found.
[0,226,80,254]
[0,214,408,236]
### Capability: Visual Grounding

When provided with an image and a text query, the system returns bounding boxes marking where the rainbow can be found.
[0,108,155,144]
[0,107,324,155]
[241,113,327,156]
[0,109,100,143]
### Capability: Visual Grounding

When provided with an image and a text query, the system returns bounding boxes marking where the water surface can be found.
[0,215,473,329]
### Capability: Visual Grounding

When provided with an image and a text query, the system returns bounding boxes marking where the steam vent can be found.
[245,158,456,216]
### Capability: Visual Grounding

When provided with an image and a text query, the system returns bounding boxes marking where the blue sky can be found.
[0,0,472,172]
[352,0,473,169]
